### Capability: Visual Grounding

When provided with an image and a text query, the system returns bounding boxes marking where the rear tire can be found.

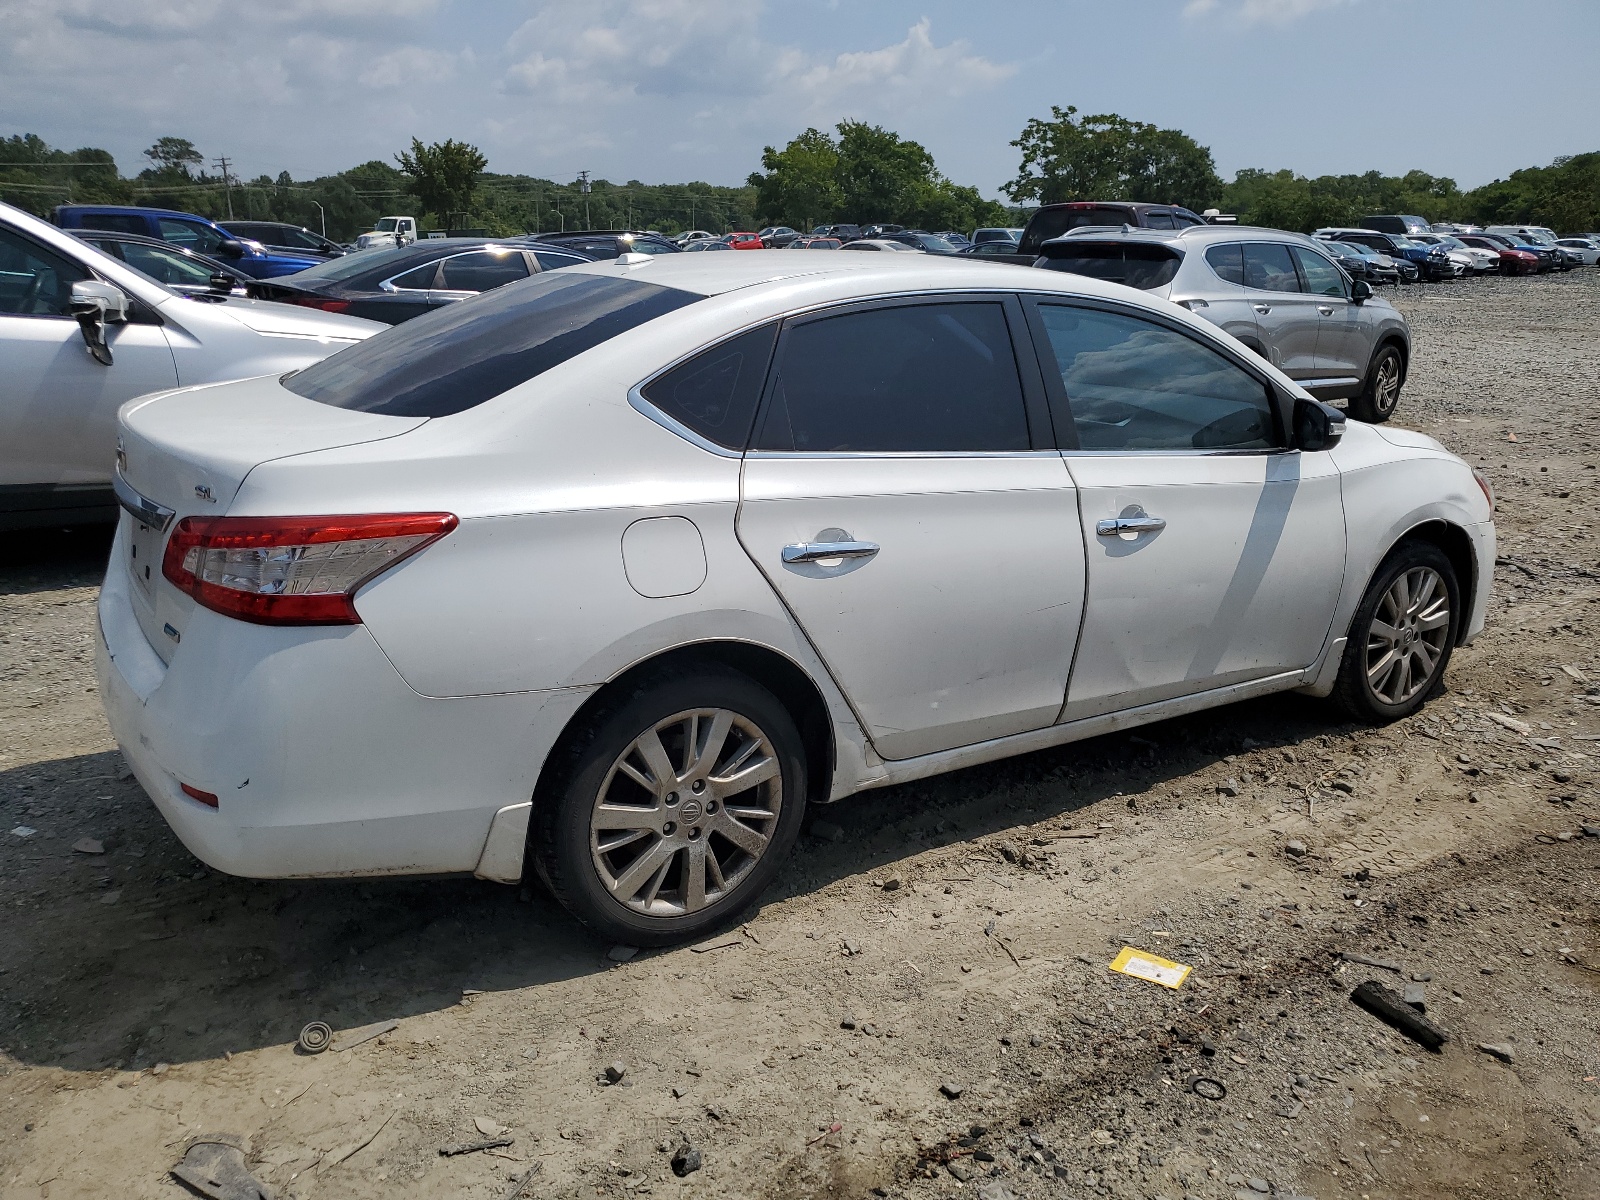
[531,666,807,946]
[1348,344,1403,423]
[1333,541,1460,724]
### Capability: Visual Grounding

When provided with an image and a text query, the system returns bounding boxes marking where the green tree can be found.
[748,121,1007,231]
[143,136,203,178]
[1006,105,1222,211]
[748,127,842,229]
[395,137,488,233]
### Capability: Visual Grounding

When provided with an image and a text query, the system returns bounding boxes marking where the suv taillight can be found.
[161,513,457,625]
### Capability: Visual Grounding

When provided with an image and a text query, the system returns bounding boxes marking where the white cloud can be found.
[1185,0,1365,23]
[0,0,1014,185]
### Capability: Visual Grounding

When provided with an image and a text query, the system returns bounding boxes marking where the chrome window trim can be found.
[744,450,1063,461]
[112,468,175,531]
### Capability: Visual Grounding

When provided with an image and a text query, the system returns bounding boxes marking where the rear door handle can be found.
[782,539,880,564]
[1252,304,1271,314]
[1096,516,1166,537]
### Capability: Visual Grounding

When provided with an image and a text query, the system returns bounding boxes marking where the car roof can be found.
[1042,224,1325,249]
[556,246,1205,307]
[55,203,214,221]
[71,228,226,255]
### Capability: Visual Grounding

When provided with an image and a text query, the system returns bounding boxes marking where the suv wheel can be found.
[531,666,807,946]
[1349,345,1403,423]
[1333,541,1459,723]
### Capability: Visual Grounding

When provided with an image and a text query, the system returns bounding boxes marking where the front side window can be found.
[753,302,1030,453]
[158,218,225,255]
[640,324,777,450]
[285,272,701,417]
[438,250,530,292]
[0,228,88,316]
[1035,304,1276,452]
[1243,243,1301,292]
[1290,247,1348,298]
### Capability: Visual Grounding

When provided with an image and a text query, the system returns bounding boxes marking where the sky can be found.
[4,0,1597,196]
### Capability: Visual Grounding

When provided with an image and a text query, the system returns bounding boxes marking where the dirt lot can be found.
[2,270,1598,1200]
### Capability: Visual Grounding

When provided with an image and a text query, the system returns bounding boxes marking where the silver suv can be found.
[1034,225,1411,422]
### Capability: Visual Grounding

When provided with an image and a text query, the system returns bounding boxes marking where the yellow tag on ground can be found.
[1109,945,1192,990]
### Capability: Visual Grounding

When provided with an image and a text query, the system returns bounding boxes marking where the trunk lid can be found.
[116,375,427,662]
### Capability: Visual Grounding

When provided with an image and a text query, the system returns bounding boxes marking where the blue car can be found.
[1315,227,1456,282]
[50,204,322,280]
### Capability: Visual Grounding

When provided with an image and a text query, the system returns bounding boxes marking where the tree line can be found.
[0,134,763,240]
[3,112,1597,240]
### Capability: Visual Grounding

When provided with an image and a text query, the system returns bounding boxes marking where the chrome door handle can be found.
[1096,515,1166,537]
[1317,305,1335,315]
[1252,304,1271,314]
[782,539,880,564]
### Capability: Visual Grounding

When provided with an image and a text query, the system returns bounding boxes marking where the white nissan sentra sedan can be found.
[98,252,1495,945]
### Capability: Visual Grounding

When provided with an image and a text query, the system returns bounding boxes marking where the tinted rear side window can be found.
[1204,243,1246,285]
[78,213,149,235]
[284,272,701,417]
[1037,242,1182,289]
[753,302,1029,453]
[640,324,777,450]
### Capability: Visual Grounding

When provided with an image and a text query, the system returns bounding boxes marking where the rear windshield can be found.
[1036,242,1182,290]
[279,245,420,282]
[1020,207,1133,254]
[284,272,701,417]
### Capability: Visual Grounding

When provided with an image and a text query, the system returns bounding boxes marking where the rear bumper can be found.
[95,525,591,880]
[1463,519,1495,645]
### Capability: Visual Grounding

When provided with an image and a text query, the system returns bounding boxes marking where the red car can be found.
[724,231,764,250]
[1456,234,1539,275]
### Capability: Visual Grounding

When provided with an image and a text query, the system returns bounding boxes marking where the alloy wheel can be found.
[1373,354,1401,415]
[589,708,783,918]
[1364,566,1450,705]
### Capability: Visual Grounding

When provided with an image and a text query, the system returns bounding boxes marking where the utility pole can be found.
[212,155,235,219]
[578,170,590,230]
[311,200,326,236]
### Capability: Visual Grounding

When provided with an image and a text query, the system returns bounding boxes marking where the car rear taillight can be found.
[1472,468,1495,512]
[161,513,457,625]
[287,295,351,313]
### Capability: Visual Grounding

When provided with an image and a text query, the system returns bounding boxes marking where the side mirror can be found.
[216,239,247,259]
[1350,279,1373,302]
[69,280,128,366]
[208,271,236,293]
[1294,396,1346,451]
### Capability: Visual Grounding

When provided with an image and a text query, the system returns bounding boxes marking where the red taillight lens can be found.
[180,783,219,808]
[288,295,350,313]
[161,513,457,625]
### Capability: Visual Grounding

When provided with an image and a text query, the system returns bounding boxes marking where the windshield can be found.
[117,242,224,289]
[284,271,701,417]
[1389,237,1418,250]
[1434,237,1466,249]
[375,218,401,232]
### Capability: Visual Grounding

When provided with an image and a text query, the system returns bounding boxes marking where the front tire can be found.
[1348,345,1403,423]
[1333,541,1460,723]
[531,666,807,946]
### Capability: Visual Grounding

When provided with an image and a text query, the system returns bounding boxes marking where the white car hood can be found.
[188,295,381,341]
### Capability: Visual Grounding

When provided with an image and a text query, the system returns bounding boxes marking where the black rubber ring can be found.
[1190,1076,1227,1101]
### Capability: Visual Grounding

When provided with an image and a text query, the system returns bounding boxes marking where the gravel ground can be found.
[1,269,1598,1200]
